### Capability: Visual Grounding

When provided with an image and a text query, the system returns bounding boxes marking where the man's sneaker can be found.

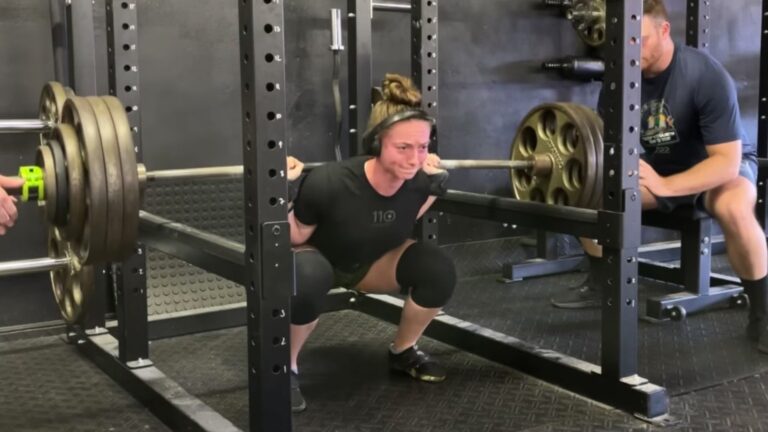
[389,345,446,382]
[551,284,601,309]
[290,371,306,413]
[747,318,763,342]
[746,318,768,354]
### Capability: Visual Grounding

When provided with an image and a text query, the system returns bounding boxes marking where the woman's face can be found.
[377,119,431,180]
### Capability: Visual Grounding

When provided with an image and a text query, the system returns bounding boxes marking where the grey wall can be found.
[0,0,762,326]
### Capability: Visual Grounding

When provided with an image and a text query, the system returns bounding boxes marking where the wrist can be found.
[287,173,306,206]
[427,170,449,197]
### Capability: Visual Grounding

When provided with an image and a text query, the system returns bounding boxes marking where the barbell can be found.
[0,82,605,324]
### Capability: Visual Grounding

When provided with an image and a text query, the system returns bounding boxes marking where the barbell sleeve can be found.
[0,256,70,278]
[0,119,55,134]
[372,1,411,12]
[144,166,244,182]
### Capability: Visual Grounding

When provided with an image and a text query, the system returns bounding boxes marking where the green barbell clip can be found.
[18,166,44,202]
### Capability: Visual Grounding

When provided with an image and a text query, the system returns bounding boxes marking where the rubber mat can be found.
[443,255,768,397]
[670,372,768,431]
[0,335,169,432]
[149,311,652,432]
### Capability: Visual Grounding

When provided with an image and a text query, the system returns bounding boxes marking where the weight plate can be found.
[35,144,57,224]
[510,103,598,208]
[46,137,70,227]
[55,124,87,241]
[561,102,599,208]
[85,96,125,262]
[561,103,599,208]
[38,82,68,145]
[61,96,108,265]
[569,104,604,209]
[48,230,93,325]
[102,96,140,259]
[567,0,606,47]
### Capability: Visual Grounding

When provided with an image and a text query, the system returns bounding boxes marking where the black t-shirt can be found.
[292,156,431,272]
[639,44,755,176]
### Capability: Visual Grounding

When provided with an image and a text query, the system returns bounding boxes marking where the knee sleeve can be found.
[291,249,334,325]
[395,242,456,308]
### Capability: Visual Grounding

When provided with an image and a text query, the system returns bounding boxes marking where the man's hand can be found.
[286,156,304,181]
[638,159,673,197]
[0,175,24,236]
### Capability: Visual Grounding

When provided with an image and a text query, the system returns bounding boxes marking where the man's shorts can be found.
[653,157,758,213]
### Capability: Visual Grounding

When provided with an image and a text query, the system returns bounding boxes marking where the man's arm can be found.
[639,139,742,197]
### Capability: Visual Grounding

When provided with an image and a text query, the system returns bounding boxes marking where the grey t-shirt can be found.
[639,44,754,176]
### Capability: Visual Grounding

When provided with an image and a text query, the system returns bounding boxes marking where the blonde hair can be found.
[365,73,423,133]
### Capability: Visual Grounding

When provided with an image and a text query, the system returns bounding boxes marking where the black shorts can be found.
[333,265,372,289]
[333,263,410,295]
[653,157,758,213]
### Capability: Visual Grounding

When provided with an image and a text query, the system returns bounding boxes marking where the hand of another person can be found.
[286,156,304,181]
[638,159,672,197]
[0,175,25,236]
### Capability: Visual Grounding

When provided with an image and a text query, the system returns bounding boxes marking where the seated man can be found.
[551,0,767,353]
[285,73,456,412]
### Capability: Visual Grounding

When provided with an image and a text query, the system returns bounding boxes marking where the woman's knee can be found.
[395,242,456,308]
[291,249,334,325]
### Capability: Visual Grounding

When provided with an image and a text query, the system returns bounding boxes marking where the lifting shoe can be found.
[389,345,447,382]
[290,371,306,413]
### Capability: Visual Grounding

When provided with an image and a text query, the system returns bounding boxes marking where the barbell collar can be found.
[0,119,55,134]
[0,257,70,278]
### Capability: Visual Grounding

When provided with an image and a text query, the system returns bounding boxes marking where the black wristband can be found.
[427,170,449,197]
[288,173,307,203]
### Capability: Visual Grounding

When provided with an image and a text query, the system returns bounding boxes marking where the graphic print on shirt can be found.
[641,99,679,155]
[372,209,397,225]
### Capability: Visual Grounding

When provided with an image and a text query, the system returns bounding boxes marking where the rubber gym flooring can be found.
[3,254,768,431]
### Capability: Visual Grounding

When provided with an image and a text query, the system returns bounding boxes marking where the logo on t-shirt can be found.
[372,210,396,225]
[641,99,679,153]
